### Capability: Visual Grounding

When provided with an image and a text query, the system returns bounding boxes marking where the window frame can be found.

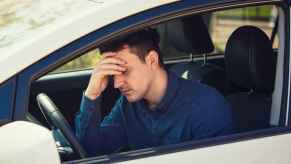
[0,77,16,126]
[13,0,291,163]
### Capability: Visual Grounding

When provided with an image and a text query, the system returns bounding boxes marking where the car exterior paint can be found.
[1,0,291,163]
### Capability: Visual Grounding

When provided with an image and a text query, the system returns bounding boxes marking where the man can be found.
[75,29,233,156]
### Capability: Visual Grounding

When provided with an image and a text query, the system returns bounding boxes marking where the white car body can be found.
[1,0,291,163]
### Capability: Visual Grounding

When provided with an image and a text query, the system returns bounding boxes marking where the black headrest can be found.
[159,15,214,55]
[225,26,276,93]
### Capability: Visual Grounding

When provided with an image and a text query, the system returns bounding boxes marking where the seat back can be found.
[158,15,228,95]
[224,26,276,132]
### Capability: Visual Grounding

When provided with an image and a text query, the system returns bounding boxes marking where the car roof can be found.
[0,0,232,84]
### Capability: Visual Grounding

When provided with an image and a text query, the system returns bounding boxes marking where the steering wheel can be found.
[36,93,86,158]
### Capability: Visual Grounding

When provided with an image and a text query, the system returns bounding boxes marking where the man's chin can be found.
[124,94,141,102]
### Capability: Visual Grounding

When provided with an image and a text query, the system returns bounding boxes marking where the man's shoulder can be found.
[176,77,230,112]
[178,77,222,99]
[173,76,233,136]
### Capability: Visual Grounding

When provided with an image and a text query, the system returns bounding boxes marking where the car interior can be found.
[26,4,282,161]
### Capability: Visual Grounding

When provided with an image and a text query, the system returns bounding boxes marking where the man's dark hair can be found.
[99,28,164,66]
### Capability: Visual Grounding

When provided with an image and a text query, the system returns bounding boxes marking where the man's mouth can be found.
[120,89,131,95]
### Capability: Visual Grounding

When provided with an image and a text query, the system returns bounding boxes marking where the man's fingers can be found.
[91,53,126,77]
[100,63,127,72]
[99,69,122,76]
[100,57,126,65]
[102,52,117,58]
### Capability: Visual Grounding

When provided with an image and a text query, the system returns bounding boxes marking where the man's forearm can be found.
[75,94,102,142]
[75,94,127,156]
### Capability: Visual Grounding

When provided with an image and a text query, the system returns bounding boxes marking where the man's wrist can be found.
[84,90,101,100]
[80,91,101,113]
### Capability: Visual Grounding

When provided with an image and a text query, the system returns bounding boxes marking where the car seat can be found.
[158,15,228,95]
[224,25,276,133]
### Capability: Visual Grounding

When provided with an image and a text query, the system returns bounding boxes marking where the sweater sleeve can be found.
[75,94,127,156]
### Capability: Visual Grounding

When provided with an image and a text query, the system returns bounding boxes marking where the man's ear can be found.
[145,50,159,69]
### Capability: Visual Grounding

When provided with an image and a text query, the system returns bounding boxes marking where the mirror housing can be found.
[0,121,60,164]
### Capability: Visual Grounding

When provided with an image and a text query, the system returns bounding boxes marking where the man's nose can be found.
[114,75,124,89]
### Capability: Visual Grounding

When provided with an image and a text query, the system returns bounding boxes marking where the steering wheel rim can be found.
[36,93,86,158]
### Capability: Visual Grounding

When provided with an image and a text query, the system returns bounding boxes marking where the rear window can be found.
[210,5,278,53]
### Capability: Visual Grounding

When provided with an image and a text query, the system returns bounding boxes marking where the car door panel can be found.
[120,133,291,164]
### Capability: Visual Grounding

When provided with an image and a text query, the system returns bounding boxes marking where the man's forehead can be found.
[115,47,137,62]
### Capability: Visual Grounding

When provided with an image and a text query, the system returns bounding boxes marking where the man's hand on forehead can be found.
[99,52,127,75]
[102,52,124,63]
[84,52,127,100]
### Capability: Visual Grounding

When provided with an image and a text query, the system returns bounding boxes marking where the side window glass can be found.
[210,5,278,53]
[51,49,102,73]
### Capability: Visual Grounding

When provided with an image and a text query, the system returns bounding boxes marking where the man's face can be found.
[113,47,154,102]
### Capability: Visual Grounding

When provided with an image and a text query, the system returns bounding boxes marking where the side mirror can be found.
[0,121,61,164]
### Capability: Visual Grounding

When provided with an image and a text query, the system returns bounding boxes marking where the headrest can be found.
[225,26,276,93]
[158,15,214,56]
